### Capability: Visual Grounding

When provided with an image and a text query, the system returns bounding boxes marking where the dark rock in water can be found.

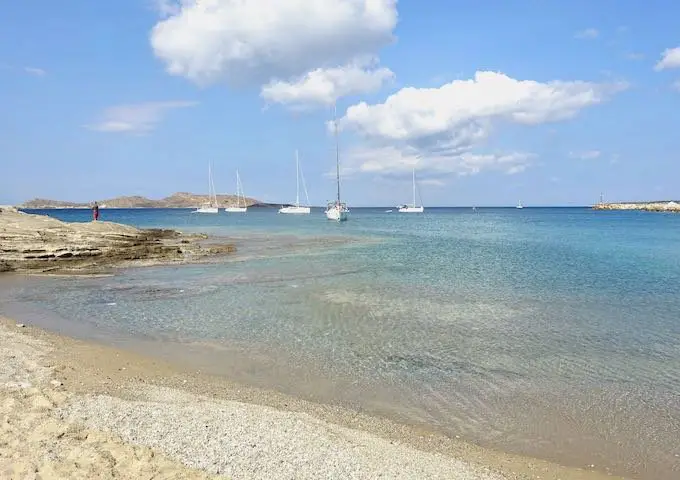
[0,209,236,274]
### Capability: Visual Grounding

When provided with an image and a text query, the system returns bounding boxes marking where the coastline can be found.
[592,201,680,212]
[0,316,625,480]
[0,207,236,274]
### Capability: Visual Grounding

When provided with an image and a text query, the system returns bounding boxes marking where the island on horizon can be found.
[18,192,285,209]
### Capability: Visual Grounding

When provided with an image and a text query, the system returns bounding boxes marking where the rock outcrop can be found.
[592,201,680,212]
[0,209,235,274]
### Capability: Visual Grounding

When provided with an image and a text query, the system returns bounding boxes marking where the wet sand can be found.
[0,316,625,480]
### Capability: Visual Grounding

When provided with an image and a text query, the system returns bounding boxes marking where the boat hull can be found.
[224,207,247,213]
[279,206,311,214]
[194,207,219,214]
[397,206,424,213]
[325,205,348,222]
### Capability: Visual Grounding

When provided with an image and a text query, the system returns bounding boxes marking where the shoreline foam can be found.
[0,316,625,480]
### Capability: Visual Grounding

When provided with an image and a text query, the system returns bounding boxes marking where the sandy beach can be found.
[0,315,626,480]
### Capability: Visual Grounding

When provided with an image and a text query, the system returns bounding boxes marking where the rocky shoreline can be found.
[592,201,680,212]
[0,206,235,274]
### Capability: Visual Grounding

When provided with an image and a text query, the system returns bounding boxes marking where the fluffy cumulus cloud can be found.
[85,101,197,134]
[336,71,627,177]
[261,59,394,109]
[654,46,680,71]
[150,0,397,105]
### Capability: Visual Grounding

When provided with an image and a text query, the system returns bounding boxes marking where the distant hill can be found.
[20,192,279,209]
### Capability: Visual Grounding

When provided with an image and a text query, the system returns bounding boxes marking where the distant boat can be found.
[385,209,393,213]
[224,170,247,213]
[325,104,349,222]
[516,200,524,209]
[397,168,424,213]
[279,150,311,215]
[194,162,219,214]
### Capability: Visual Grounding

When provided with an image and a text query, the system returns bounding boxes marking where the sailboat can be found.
[279,150,311,214]
[194,162,219,213]
[325,104,349,222]
[224,170,247,213]
[516,200,524,209]
[397,168,424,213]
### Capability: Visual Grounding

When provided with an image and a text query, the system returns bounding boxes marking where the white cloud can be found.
[0,64,46,76]
[339,71,626,141]
[85,101,197,134]
[336,145,536,179]
[574,28,599,40]
[333,71,625,180]
[261,59,394,109]
[654,47,680,71]
[150,0,398,86]
[152,0,181,18]
[569,150,601,160]
[23,66,46,76]
[625,52,644,61]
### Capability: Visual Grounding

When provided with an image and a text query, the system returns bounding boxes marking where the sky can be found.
[1,0,679,207]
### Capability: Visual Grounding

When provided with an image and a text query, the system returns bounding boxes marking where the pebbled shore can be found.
[0,317,625,480]
[0,207,235,274]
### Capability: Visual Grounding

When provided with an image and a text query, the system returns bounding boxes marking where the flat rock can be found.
[0,210,235,274]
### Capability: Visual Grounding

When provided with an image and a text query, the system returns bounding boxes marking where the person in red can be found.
[92,201,100,221]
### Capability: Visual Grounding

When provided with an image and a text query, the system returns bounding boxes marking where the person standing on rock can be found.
[92,201,100,221]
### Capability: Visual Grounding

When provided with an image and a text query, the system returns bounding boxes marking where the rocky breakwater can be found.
[0,206,235,273]
[592,201,680,212]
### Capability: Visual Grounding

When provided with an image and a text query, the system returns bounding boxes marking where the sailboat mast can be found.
[333,103,340,204]
[295,150,300,207]
[235,170,239,208]
[412,168,416,207]
[212,163,217,205]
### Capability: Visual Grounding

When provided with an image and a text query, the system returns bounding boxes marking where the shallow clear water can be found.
[2,208,679,478]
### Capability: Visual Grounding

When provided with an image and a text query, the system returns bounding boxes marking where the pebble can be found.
[50,380,63,388]
[16,323,25,328]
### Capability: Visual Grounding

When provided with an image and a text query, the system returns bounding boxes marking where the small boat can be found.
[516,200,523,209]
[224,170,247,213]
[279,150,311,215]
[194,162,219,213]
[325,104,349,222]
[385,209,393,213]
[397,168,424,213]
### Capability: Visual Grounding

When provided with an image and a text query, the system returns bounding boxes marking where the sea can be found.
[1,207,678,479]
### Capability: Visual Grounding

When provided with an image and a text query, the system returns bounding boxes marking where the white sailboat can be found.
[325,104,349,222]
[516,200,523,209]
[397,168,424,213]
[224,170,247,213]
[194,162,219,214]
[279,150,311,214]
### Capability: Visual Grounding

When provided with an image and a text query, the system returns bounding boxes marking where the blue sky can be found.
[1,0,679,206]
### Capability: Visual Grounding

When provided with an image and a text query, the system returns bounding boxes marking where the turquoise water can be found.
[2,208,679,478]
